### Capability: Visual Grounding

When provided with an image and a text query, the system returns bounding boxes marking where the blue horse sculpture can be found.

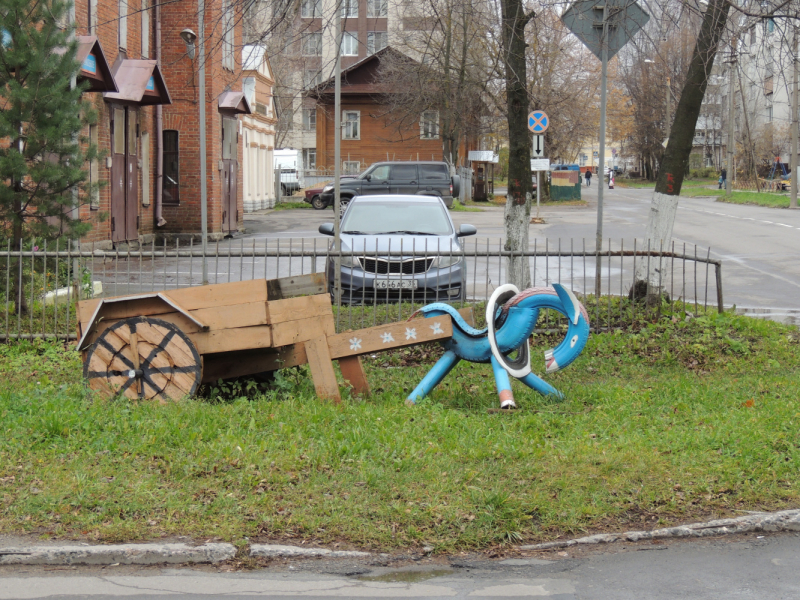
[407,283,590,408]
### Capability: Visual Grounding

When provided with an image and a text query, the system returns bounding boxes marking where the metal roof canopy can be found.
[103,59,171,106]
[75,36,118,93]
[561,0,650,61]
[218,90,252,115]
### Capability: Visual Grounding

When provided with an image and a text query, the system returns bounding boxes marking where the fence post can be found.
[715,262,724,313]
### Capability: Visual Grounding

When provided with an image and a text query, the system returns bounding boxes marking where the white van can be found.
[274,148,302,195]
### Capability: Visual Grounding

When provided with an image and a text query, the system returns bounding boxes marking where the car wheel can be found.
[331,198,350,217]
[311,195,325,210]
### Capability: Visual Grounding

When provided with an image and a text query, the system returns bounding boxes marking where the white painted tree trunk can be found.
[504,192,532,289]
[635,190,678,289]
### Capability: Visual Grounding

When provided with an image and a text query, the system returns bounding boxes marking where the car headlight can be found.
[323,185,333,192]
[432,254,462,268]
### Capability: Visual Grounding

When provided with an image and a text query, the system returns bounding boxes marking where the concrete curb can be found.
[0,543,237,566]
[518,509,800,551]
[249,544,372,559]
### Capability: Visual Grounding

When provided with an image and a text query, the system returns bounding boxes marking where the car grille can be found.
[358,257,434,275]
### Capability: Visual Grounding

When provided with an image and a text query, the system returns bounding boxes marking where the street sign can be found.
[561,0,650,61]
[593,151,599,157]
[530,158,550,171]
[532,135,544,158]
[528,111,549,133]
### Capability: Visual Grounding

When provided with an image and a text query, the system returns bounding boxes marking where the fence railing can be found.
[0,238,722,341]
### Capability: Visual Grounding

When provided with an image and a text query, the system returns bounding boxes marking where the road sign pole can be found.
[594,6,608,299]
[537,171,541,217]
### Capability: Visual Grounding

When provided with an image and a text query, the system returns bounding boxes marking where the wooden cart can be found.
[76,274,467,403]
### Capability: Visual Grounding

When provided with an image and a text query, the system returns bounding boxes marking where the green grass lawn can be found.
[1,311,799,550]
[271,201,311,211]
[681,188,792,208]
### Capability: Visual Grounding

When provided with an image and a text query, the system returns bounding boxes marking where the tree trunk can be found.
[637,0,731,291]
[500,0,533,289]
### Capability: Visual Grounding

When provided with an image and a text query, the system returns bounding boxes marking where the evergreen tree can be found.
[0,0,97,313]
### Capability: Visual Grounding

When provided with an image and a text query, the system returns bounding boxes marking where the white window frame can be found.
[301,0,321,17]
[343,160,361,173]
[343,110,360,140]
[222,0,234,70]
[341,0,358,18]
[304,148,317,169]
[118,0,127,49]
[303,108,316,130]
[141,0,150,57]
[420,110,439,140]
[367,31,387,54]
[303,69,322,89]
[302,33,322,56]
[341,32,358,56]
[367,0,387,17]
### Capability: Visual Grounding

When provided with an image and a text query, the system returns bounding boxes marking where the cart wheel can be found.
[83,317,202,401]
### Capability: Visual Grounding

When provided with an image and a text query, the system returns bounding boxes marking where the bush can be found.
[689,167,716,179]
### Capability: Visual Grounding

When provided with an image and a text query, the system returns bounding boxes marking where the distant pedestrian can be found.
[585,170,592,187]
[608,170,614,189]
[719,168,727,189]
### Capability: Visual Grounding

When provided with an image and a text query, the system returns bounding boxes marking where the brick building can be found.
[73,0,249,248]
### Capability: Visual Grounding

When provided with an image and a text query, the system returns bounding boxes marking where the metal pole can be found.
[594,5,608,298]
[726,39,736,199]
[536,171,541,218]
[333,6,342,303]
[198,0,209,284]
[792,26,798,209]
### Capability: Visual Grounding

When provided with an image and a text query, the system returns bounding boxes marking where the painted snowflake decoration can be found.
[349,337,362,351]
[430,321,443,335]
[380,332,395,344]
[405,327,417,340]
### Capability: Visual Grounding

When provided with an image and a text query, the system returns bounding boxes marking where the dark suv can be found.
[320,161,461,212]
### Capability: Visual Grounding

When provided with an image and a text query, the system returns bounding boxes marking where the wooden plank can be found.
[326,316,453,359]
[190,325,273,355]
[266,273,327,300]
[265,294,332,325]
[304,335,341,402]
[163,279,267,311]
[270,314,335,347]
[190,301,268,329]
[201,344,308,383]
[338,356,370,396]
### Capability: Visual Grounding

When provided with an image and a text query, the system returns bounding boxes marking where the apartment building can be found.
[72,0,249,247]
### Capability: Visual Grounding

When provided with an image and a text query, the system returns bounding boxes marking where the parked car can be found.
[303,176,358,210]
[320,161,461,214]
[318,195,476,304]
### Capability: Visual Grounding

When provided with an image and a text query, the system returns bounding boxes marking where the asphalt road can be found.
[2,533,799,599]
[242,187,800,321]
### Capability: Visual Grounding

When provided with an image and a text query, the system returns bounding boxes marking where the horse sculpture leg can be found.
[406,350,461,406]
[490,355,517,409]
[518,372,563,399]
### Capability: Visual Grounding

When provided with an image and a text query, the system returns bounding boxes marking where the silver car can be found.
[319,195,477,304]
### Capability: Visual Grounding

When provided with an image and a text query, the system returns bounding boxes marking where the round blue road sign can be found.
[528,110,549,133]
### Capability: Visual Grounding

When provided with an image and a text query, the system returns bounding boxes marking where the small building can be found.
[468,151,498,201]
[241,46,278,212]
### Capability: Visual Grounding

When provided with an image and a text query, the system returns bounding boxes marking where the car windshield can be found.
[342,202,453,235]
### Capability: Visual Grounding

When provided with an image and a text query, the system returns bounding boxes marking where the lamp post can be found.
[180,25,208,284]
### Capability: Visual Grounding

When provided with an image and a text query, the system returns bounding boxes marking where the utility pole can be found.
[198,0,208,284]
[594,3,608,299]
[726,38,736,199]
[332,5,342,304]
[792,25,798,209]
[666,76,670,136]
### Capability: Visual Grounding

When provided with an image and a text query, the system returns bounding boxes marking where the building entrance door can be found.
[221,117,238,234]
[110,106,139,242]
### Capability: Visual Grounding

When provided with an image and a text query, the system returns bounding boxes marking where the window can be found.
[768,102,774,122]
[118,0,127,49]
[303,108,316,130]
[343,110,360,139]
[343,160,361,174]
[303,69,322,89]
[391,164,418,180]
[89,125,99,209]
[367,31,387,54]
[303,148,317,169]
[420,110,439,139]
[341,32,358,56]
[419,164,448,180]
[163,130,180,205]
[367,0,387,17]
[302,33,322,56]
[767,18,775,34]
[141,0,150,57]
[301,0,321,17]
[222,0,234,69]
[341,0,358,18]
[369,165,390,179]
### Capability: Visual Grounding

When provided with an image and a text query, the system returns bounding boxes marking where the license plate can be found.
[374,279,418,290]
